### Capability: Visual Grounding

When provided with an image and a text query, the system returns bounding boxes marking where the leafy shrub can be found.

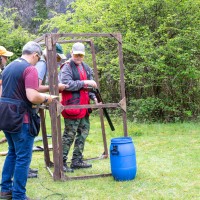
[39,0,200,122]
[128,97,196,123]
[0,7,34,62]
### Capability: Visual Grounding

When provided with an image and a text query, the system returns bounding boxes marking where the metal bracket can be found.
[110,33,122,44]
[118,97,126,112]
[56,101,65,117]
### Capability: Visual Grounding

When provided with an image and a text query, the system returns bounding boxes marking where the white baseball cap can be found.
[72,42,85,55]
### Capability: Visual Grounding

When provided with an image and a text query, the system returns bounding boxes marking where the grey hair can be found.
[22,41,43,56]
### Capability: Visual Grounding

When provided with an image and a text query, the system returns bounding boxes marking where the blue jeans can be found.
[1,123,34,200]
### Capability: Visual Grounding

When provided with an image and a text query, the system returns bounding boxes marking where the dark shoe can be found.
[28,172,37,178]
[63,163,74,173]
[29,168,38,174]
[70,160,92,169]
[0,191,12,199]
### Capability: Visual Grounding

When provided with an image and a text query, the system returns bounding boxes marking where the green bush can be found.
[128,97,196,123]
[0,7,34,62]
[39,0,200,122]
[128,97,165,122]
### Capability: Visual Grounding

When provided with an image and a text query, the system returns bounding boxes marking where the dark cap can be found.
[56,43,66,59]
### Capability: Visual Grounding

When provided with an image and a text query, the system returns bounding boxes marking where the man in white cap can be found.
[0,46,14,97]
[60,42,98,172]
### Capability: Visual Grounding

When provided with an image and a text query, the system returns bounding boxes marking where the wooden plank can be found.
[39,109,52,167]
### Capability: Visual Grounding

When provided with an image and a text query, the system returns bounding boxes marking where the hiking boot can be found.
[29,168,38,174]
[70,160,92,169]
[63,163,74,173]
[0,191,12,199]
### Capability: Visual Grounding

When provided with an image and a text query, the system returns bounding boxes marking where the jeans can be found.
[1,123,34,200]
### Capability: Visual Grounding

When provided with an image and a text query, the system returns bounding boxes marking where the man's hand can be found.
[84,80,97,88]
[58,83,69,92]
[44,95,53,104]
[94,97,102,105]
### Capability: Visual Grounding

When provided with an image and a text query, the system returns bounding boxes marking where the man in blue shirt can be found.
[35,43,67,92]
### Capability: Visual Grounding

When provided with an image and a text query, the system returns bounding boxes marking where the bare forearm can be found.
[26,88,52,104]
[38,85,49,93]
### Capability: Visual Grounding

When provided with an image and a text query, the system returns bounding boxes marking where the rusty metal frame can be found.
[35,33,127,181]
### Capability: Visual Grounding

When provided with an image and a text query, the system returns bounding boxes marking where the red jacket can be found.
[61,61,91,119]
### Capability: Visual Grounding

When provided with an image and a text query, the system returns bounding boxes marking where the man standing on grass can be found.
[0,41,53,200]
[27,43,67,179]
[60,42,98,172]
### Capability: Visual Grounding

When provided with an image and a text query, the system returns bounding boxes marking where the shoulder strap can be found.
[82,62,90,79]
[69,60,80,80]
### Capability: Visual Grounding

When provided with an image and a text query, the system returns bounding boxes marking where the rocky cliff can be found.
[0,0,74,32]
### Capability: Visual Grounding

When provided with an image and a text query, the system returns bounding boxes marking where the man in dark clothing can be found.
[59,42,98,172]
[0,41,53,200]
[0,46,39,179]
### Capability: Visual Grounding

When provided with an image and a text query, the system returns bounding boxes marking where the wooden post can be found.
[45,34,65,180]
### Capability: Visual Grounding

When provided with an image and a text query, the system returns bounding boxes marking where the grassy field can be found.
[0,114,199,200]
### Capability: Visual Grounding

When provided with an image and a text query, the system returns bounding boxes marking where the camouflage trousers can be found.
[62,116,90,163]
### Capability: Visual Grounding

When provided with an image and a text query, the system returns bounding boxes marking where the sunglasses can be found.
[73,54,84,58]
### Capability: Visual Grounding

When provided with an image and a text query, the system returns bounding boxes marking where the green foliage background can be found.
[0,8,34,60]
[2,0,200,122]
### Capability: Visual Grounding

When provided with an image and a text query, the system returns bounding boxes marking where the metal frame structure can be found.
[35,33,127,181]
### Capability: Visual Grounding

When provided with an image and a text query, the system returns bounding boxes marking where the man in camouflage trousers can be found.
[59,42,98,172]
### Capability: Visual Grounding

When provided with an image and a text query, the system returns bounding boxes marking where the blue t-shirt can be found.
[35,57,47,84]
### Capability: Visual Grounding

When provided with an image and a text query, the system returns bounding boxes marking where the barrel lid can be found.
[111,137,133,144]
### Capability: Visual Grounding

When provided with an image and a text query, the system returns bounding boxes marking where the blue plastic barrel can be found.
[110,137,137,181]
